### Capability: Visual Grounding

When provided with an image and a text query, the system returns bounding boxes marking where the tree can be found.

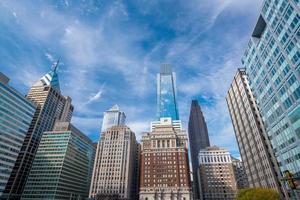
[237,188,280,200]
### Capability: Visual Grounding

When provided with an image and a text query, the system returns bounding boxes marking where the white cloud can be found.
[0,0,263,156]
[127,121,150,141]
[45,52,55,62]
[87,87,104,104]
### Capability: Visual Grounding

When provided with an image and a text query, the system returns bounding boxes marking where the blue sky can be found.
[0,0,262,157]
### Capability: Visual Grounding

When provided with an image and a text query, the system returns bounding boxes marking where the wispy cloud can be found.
[44,52,55,62]
[0,0,262,155]
[87,85,105,104]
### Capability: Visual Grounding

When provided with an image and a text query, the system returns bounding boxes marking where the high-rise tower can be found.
[21,122,95,199]
[140,65,192,200]
[89,125,139,200]
[0,73,36,196]
[241,0,300,197]
[157,64,179,120]
[226,68,283,196]
[188,100,210,200]
[2,61,74,199]
[101,105,126,132]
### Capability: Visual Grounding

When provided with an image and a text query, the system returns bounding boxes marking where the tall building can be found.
[157,64,179,120]
[101,105,126,132]
[139,117,192,200]
[21,122,95,199]
[188,100,210,200]
[231,157,249,189]
[0,73,36,196]
[242,0,300,197]
[198,146,237,200]
[2,63,74,199]
[89,125,139,200]
[226,68,283,195]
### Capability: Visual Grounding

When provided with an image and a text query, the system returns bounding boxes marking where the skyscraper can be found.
[198,146,237,200]
[0,73,36,196]
[241,0,300,196]
[21,122,95,199]
[101,105,126,132]
[140,65,191,199]
[226,68,283,195]
[139,118,192,200]
[157,64,179,120]
[2,62,74,199]
[89,125,139,200]
[188,100,210,200]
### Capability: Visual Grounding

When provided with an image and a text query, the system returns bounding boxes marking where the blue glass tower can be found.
[157,64,179,120]
[242,0,300,197]
[0,73,36,196]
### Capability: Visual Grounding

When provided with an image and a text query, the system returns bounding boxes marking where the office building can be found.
[188,100,210,200]
[89,125,139,200]
[242,0,300,196]
[2,63,74,199]
[101,105,126,132]
[0,73,36,196]
[198,146,237,200]
[21,122,95,199]
[157,64,179,120]
[139,117,192,200]
[226,68,283,195]
[231,157,249,189]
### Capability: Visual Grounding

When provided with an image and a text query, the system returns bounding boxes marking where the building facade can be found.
[21,122,95,199]
[101,105,126,132]
[89,125,139,200]
[198,147,237,200]
[0,73,36,196]
[157,64,179,120]
[139,118,192,200]
[231,157,249,189]
[2,64,74,199]
[226,68,283,194]
[241,0,300,197]
[188,100,210,200]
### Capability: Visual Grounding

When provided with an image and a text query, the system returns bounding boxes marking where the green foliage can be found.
[237,188,280,200]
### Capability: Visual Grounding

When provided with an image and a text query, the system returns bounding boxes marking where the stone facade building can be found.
[198,146,237,200]
[139,118,192,200]
[226,68,283,196]
[89,125,139,200]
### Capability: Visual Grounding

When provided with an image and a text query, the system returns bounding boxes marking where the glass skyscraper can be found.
[242,0,300,197]
[0,73,36,196]
[101,105,126,132]
[157,64,179,120]
[21,122,95,200]
[2,63,74,199]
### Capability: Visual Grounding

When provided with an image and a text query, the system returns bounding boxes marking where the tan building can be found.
[2,64,74,199]
[89,125,139,200]
[226,68,283,196]
[198,146,237,200]
[231,157,249,189]
[139,117,192,200]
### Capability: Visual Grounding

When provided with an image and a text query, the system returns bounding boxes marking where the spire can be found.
[52,58,60,72]
[33,60,61,91]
